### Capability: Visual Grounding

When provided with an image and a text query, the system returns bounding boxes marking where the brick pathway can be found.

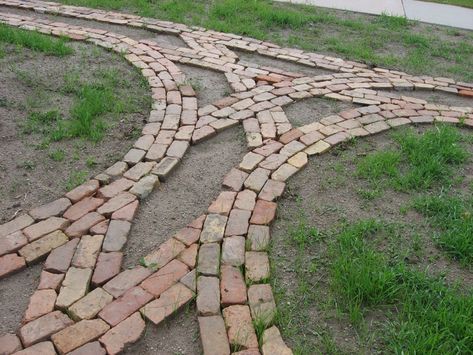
[0,1,472,354]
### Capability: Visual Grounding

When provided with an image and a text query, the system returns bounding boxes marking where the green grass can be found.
[414,194,473,264]
[329,220,473,354]
[0,23,73,56]
[422,0,473,9]
[357,125,470,192]
[57,0,473,81]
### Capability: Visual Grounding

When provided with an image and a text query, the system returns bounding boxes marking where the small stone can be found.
[29,198,71,221]
[23,217,70,242]
[140,283,193,325]
[19,230,69,264]
[225,209,251,236]
[92,252,123,286]
[72,234,104,268]
[223,168,249,191]
[23,289,57,323]
[246,252,270,283]
[223,305,258,350]
[102,220,131,252]
[51,319,110,354]
[69,288,113,321]
[221,265,247,306]
[66,180,99,203]
[13,341,56,355]
[261,326,292,355]
[141,259,189,297]
[198,316,230,355]
[68,342,106,355]
[97,192,137,216]
[0,231,27,256]
[208,191,237,216]
[247,225,270,251]
[38,271,64,291]
[63,197,104,221]
[197,276,220,316]
[0,334,22,354]
[56,267,92,309]
[65,212,106,238]
[143,238,186,269]
[197,243,220,276]
[103,266,152,298]
[99,312,145,355]
[221,236,245,266]
[19,311,73,347]
[99,287,153,327]
[248,284,276,324]
[129,175,160,199]
[271,164,298,182]
[200,214,228,243]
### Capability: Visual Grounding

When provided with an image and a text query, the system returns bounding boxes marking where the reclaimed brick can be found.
[29,198,71,221]
[225,209,251,236]
[23,217,70,242]
[0,333,22,354]
[66,180,99,203]
[92,252,123,286]
[208,191,237,216]
[198,316,230,355]
[68,342,106,355]
[98,178,134,199]
[97,192,136,216]
[72,234,104,268]
[221,265,247,306]
[103,266,152,298]
[19,230,69,264]
[221,236,245,266]
[0,231,27,256]
[200,214,228,243]
[38,271,64,291]
[197,276,220,316]
[223,305,258,350]
[13,341,56,355]
[177,243,198,268]
[99,312,145,355]
[261,326,292,355]
[223,168,249,191]
[141,259,188,297]
[69,288,113,321]
[23,289,57,323]
[63,197,104,221]
[197,243,220,276]
[19,311,73,347]
[259,180,285,202]
[65,212,106,238]
[245,252,270,283]
[111,200,139,221]
[247,225,270,251]
[102,220,131,252]
[56,267,92,309]
[143,238,186,268]
[248,284,276,324]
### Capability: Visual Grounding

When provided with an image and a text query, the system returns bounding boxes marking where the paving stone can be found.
[19,311,73,347]
[23,289,57,323]
[51,319,110,354]
[123,162,155,181]
[105,161,128,177]
[208,191,237,216]
[173,227,201,246]
[38,271,64,291]
[143,238,186,268]
[245,252,270,283]
[259,180,285,202]
[304,140,331,156]
[141,259,189,297]
[69,288,113,321]
[197,243,220,276]
[221,265,247,306]
[23,217,70,242]
[99,312,145,355]
[63,197,104,221]
[65,212,106,238]
[221,236,246,266]
[97,192,137,216]
[192,126,217,144]
[198,316,230,355]
[140,283,193,324]
[248,284,276,324]
[68,342,106,355]
[177,243,198,268]
[196,276,220,316]
[19,230,69,264]
[0,253,25,278]
[225,209,251,236]
[271,163,299,182]
[13,341,56,355]
[90,219,109,235]
[66,180,99,203]
[92,252,123,286]
[223,168,249,191]
[29,198,71,221]
[279,128,303,144]
[200,214,228,243]
[239,152,265,172]
[223,305,258,350]
[56,267,92,309]
[287,152,308,168]
[152,157,179,180]
[103,266,152,298]
[250,200,277,225]
[244,168,270,192]
[247,225,270,251]
[111,200,139,221]
[180,269,197,292]
[279,140,306,157]
[99,286,153,327]
[364,121,390,134]
[166,140,189,159]
[129,174,160,199]
[102,220,131,252]
[98,178,135,199]
[259,153,287,170]
[253,141,283,157]
[72,234,104,268]
[0,333,22,354]
[123,148,146,165]
[261,326,292,355]
[0,230,27,256]
[234,189,257,211]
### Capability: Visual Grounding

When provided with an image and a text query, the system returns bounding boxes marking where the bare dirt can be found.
[270,125,473,354]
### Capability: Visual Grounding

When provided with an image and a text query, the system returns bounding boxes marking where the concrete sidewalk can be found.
[282,0,473,30]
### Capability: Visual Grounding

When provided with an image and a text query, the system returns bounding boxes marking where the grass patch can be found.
[0,23,73,56]
[357,125,469,191]
[57,0,473,81]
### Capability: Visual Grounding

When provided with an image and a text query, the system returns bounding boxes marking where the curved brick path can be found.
[0,1,472,354]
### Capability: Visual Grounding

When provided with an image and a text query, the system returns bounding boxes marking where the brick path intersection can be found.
[0,1,472,354]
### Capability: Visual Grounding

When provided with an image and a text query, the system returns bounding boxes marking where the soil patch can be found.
[270,125,473,353]
[0,40,150,224]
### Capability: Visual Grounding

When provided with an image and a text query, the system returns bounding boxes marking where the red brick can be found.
[177,243,198,268]
[225,209,251,236]
[44,238,79,273]
[221,265,247,306]
[19,311,73,347]
[173,227,201,246]
[97,178,134,199]
[0,253,26,278]
[187,214,206,229]
[0,230,27,256]
[68,342,106,355]
[92,252,123,286]
[250,200,277,225]
[143,238,186,268]
[223,305,258,350]
[279,128,303,144]
[65,212,105,238]
[0,333,22,354]
[103,266,152,298]
[141,259,189,297]
[259,180,285,202]
[23,217,70,242]
[0,214,34,238]
[111,200,139,221]
[99,312,145,355]
[66,180,99,203]
[208,191,237,216]
[97,192,137,216]
[13,341,56,355]
[29,198,71,221]
[63,197,105,221]
[24,289,57,323]
[198,316,230,355]
[223,168,249,192]
[38,271,64,291]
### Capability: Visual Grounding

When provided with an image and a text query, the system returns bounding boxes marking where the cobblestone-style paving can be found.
[0,1,472,354]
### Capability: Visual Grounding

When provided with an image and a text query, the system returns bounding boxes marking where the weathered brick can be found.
[99,312,145,355]
[63,197,104,221]
[19,230,69,264]
[23,289,57,323]
[141,259,188,297]
[198,316,230,355]
[0,333,22,354]
[197,276,220,316]
[19,311,73,347]
[29,198,71,221]
[245,252,270,283]
[65,212,105,238]
[225,209,251,236]
[69,288,113,321]
[143,238,186,268]
[221,265,247,306]
[23,217,70,242]
[72,234,104,268]
[56,267,92,309]
[103,266,152,298]
[223,305,258,350]
[197,243,220,276]
[250,200,277,225]
[221,236,245,266]
[208,191,237,216]
[66,180,99,203]
[0,231,27,256]
[92,252,123,286]
[102,220,131,252]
